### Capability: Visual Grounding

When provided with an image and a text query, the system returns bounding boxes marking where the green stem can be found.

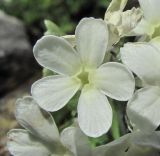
[111,101,121,140]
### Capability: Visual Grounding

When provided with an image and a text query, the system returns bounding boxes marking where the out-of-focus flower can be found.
[7,97,92,156]
[94,131,160,156]
[32,17,135,137]
[121,39,160,132]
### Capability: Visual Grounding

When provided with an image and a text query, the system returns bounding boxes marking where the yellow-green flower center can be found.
[77,70,89,86]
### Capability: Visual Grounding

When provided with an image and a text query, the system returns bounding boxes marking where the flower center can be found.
[77,70,89,86]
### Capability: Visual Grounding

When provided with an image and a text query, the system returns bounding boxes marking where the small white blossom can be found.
[7,97,92,156]
[94,131,160,156]
[32,17,135,137]
[121,39,160,132]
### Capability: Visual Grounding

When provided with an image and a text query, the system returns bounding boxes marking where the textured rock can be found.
[0,11,39,97]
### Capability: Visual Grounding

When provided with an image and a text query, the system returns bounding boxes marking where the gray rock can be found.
[0,11,39,97]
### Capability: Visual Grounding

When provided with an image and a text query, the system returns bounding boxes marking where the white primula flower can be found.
[7,97,92,156]
[134,0,160,38]
[121,39,160,132]
[94,131,160,156]
[32,17,135,137]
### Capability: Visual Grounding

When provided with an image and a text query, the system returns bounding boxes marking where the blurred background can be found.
[0,0,138,155]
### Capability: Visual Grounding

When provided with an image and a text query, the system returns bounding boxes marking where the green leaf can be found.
[42,68,55,77]
[44,19,65,36]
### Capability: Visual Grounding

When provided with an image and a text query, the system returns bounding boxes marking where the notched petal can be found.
[31,75,81,112]
[33,35,81,76]
[75,17,108,68]
[92,62,135,101]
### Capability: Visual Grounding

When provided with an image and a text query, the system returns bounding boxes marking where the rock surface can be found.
[0,11,39,97]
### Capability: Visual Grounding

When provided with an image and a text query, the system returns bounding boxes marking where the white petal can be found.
[94,131,160,156]
[127,149,160,156]
[118,8,142,36]
[75,18,108,68]
[61,127,92,156]
[127,86,160,132]
[33,35,81,76]
[133,19,154,36]
[93,134,130,156]
[121,43,160,86]
[139,0,160,24]
[16,97,60,143]
[128,131,160,156]
[7,129,52,156]
[131,131,160,150]
[150,37,160,51]
[92,62,135,101]
[31,75,81,112]
[78,86,112,137]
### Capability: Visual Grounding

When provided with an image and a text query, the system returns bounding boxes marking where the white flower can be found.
[94,131,160,156]
[120,38,160,132]
[7,97,92,156]
[32,17,135,137]
[133,0,160,38]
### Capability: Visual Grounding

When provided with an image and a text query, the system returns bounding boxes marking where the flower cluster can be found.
[7,0,160,155]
